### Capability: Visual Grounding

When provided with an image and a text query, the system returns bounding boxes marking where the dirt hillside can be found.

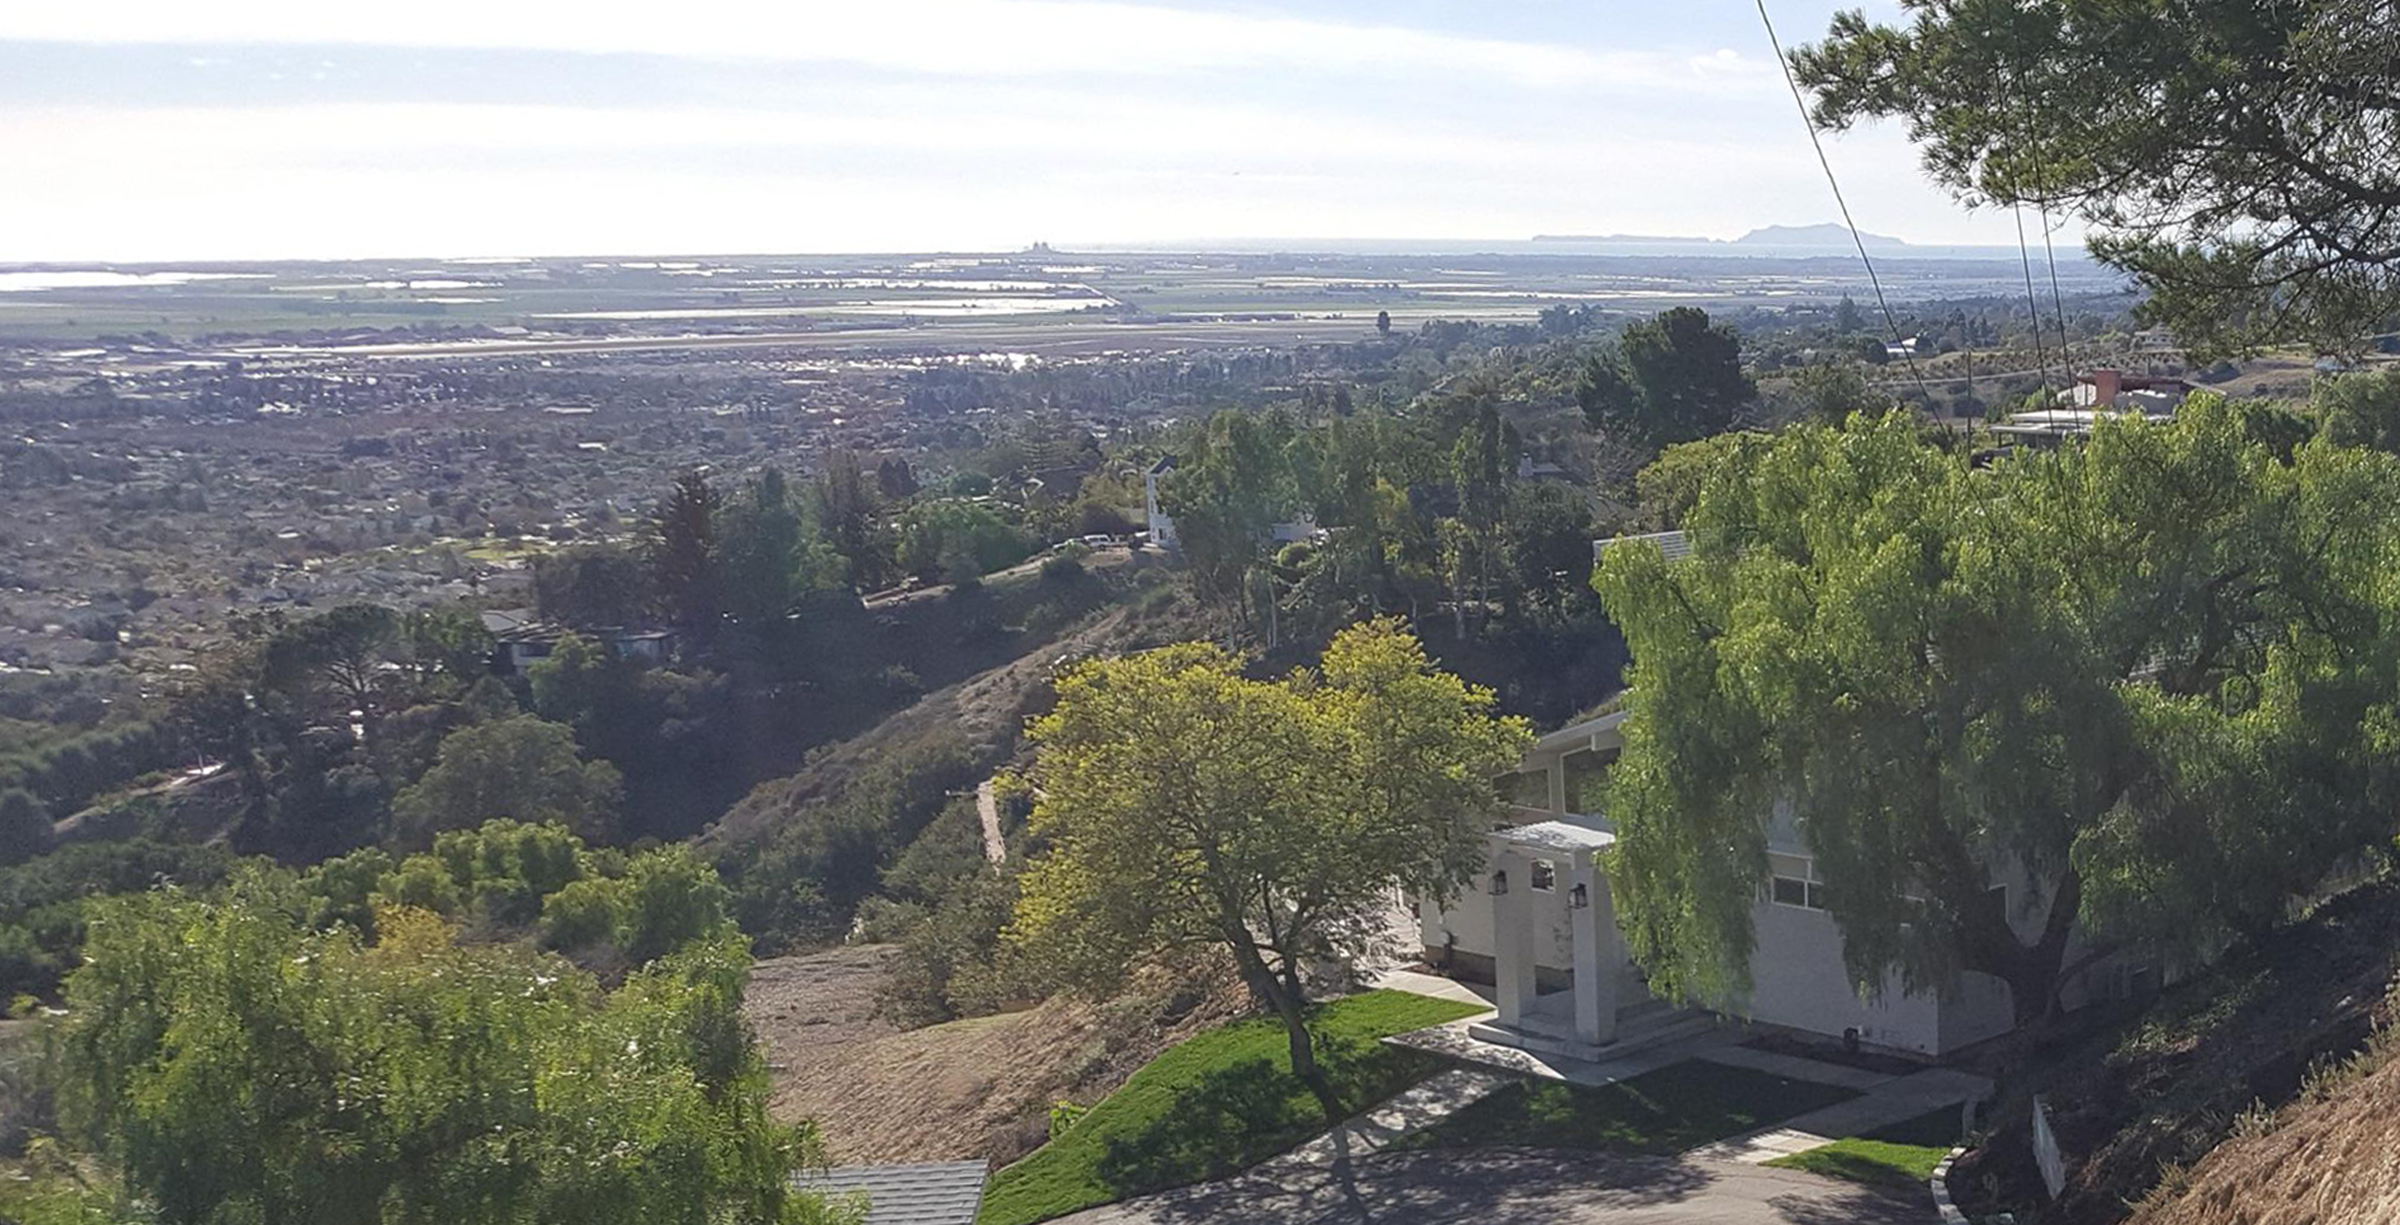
[2127,1051,2400,1225]
[746,945,1251,1167]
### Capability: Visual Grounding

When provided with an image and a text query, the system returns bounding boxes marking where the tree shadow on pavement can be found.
[1116,1148,1716,1225]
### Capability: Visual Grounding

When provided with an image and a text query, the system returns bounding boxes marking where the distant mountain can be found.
[1734,223,1908,249]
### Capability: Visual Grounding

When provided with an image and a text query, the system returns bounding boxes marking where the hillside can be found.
[747,945,1251,1167]
[2126,1046,2400,1225]
[1951,877,2400,1223]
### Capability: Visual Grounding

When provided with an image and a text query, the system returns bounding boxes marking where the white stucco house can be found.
[1142,454,1317,557]
[1419,530,2150,1062]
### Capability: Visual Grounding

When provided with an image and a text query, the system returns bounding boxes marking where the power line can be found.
[1752,0,1935,405]
[2038,201,2075,389]
[2014,203,2053,390]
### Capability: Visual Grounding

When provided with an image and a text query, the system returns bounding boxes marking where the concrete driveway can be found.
[1046,1146,1926,1225]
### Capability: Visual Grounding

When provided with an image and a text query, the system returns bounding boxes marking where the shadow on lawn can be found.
[1095,1057,1309,1194]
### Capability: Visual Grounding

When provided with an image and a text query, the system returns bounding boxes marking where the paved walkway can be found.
[1687,1065,1990,1165]
[1262,1068,1511,1171]
[1048,1147,1928,1225]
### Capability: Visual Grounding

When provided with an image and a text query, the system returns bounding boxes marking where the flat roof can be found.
[1495,820,1616,853]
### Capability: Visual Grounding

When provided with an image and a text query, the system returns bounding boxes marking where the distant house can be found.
[480,609,678,674]
[1516,454,1572,482]
[794,1161,989,1225]
[1421,529,2153,1061]
[2068,368,2190,412]
[1142,454,1317,556]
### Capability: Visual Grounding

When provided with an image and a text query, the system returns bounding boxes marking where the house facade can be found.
[1418,706,2026,1059]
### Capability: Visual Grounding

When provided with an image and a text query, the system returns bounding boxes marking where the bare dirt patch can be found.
[749,948,1251,1168]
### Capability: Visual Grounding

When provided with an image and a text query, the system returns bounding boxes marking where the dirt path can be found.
[976,778,1005,865]
[1048,1147,1926,1225]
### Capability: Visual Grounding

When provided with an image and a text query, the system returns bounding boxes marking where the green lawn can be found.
[1398,1059,1860,1156]
[975,990,1485,1225]
[1761,1105,1965,1188]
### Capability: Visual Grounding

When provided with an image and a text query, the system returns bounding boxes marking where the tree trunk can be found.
[1231,944,1343,1118]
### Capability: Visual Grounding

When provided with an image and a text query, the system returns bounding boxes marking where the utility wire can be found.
[2014,203,2053,391]
[1753,0,1935,405]
[2038,201,2075,392]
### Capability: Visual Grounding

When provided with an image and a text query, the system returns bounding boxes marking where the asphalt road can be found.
[1047,1147,1926,1225]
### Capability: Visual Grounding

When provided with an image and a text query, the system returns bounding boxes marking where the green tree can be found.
[390,716,621,845]
[648,470,722,635]
[1158,411,1298,627]
[1792,0,2400,355]
[1593,401,2400,1025]
[1008,620,1530,1102]
[717,467,840,634]
[1786,360,1891,426]
[1577,307,1755,448]
[533,544,654,629]
[0,789,52,868]
[2316,369,2400,454]
[895,500,1035,584]
[811,452,891,590]
[57,878,852,1225]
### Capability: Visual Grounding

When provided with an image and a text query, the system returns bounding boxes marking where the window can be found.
[1771,876,1827,910]
[1529,858,1557,892]
[1501,770,1551,809]
[1561,748,1619,816]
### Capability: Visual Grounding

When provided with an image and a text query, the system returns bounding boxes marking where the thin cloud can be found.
[3,0,1772,93]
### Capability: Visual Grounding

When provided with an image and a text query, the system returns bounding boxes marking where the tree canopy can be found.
[1007,620,1529,1097]
[1793,0,2400,355]
[57,874,850,1225]
[390,715,621,846]
[1594,399,2400,1023]
[1577,307,1755,448]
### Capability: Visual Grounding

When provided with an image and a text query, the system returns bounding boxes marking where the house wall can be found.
[1744,897,1947,1055]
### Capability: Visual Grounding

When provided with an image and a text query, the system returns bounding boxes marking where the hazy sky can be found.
[0,0,2073,262]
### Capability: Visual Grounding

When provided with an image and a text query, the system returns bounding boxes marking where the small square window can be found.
[1530,859,1557,892]
[1806,881,1829,910]
[1771,876,1809,907]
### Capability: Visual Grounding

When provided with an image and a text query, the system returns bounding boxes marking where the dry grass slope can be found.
[747,946,1252,1168]
[2128,1053,2400,1225]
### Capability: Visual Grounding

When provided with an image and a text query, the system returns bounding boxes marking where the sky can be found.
[0,0,2073,262]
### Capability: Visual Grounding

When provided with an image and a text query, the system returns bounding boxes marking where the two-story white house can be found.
[1418,531,2146,1062]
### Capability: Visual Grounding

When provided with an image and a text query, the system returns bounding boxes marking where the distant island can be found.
[1733,222,1907,249]
[1532,223,1910,249]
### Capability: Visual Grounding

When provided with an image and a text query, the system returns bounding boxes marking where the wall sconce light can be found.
[1490,870,1509,896]
[1569,882,1590,910]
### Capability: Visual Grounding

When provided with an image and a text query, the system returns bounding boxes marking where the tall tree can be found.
[1793,0,2400,355]
[648,470,722,636]
[811,452,890,591]
[1008,620,1529,1104]
[1594,402,2400,1024]
[1577,307,1755,448]
[1158,411,1297,627]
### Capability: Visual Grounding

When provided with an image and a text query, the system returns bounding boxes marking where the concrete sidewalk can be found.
[1262,1068,1512,1171]
[1687,1066,1990,1164]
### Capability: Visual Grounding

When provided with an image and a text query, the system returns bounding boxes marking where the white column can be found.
[1546,756,1568,815]
[1490,845,1538,1028]
[1569,853,1620,1045]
